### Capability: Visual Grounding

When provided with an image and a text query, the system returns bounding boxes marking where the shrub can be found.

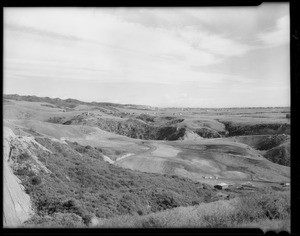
[14,166,36,177]
[81,213,94,225]
[139,216,165,228]
[62,199,82,212]
[202,214,231,228]
[24,213,84,227]
[23,137,220,225]
[136,114,155,123]
[95,191,290,229]
[115,150,122,156]
[234,192,290,221]
[18,153,31,162]
[152,193,180,211]
[30,176,42,185]
[96,206,114,218]
[38,155,47,163]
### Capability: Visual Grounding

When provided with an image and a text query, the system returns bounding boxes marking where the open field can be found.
[3,95,290,230]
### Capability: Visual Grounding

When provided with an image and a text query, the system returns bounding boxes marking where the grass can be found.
[23,212,85,228]
[4,96,290,229]
[95,190,290,231]
[19,137,221,227]
[237,218,290,233]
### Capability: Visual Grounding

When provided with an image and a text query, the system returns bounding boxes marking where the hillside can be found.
[3,128,34,226]
[218,134,290,167]
[3,126,222,227]
[3,95,290,228]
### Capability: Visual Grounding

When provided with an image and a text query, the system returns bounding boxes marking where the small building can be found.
[214,183,229,190]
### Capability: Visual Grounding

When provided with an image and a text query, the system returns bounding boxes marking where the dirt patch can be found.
[151,143,180,157]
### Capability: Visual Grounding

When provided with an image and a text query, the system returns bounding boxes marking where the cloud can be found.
[256,15,289,47]
[175,26,254,57]
[3,7,290,107]
[4,8,224,86]
[110,8,256,58]
[5,23,81,42]
[4,7,254,68]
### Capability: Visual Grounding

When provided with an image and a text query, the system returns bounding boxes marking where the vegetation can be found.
[47,116,66,124]
[264,144,290,166]
[96,190,290,231]
[4,95,290,230]
[256,135,289,151]
[136,114,155,123]
[221,121,290,136]
[40,104,58,108]
[18,138,219,227]
[24,212,85,228]
[4,94,84,109]
[17,153,31,162]
[61,115,188,141]
[194,127,221,138]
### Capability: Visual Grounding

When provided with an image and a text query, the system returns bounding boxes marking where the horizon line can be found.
[3,93,291,109]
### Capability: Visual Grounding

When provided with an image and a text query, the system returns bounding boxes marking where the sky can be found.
[3,4,290,108]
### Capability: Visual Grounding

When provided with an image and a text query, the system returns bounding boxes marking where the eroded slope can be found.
[3,127,34,227]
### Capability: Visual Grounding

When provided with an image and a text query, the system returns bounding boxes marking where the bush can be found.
[152,192,180,211]
[81,213,94,225]
[202,214,231,228]
[139,216,166,228]
[136,114,155,123]
[234,192,290,221]
[62,199,82,212]
[30,176,42,185]
[23,137,219,226]
[38,155,47,163]
[18,153,31,162]
[24,213,84,227]
[14,167,36,177]
[264,145,290,166]
[96,206,114,218]
[95,191,290,229]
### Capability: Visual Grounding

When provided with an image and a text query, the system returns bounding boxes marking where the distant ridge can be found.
[3,94,289,110]
[3,94,144,109]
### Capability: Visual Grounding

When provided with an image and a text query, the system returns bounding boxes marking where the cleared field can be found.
[116,139,289,185]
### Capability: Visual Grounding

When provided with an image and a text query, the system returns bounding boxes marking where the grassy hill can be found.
[5,126,224,226]
[3,95,290,229]
[93,190,290,231]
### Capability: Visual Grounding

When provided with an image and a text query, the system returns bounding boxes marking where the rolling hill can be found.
[3,95,290,228]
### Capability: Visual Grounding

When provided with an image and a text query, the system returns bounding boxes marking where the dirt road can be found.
[115,141,157,165]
